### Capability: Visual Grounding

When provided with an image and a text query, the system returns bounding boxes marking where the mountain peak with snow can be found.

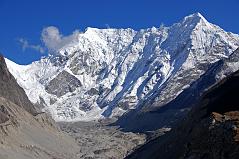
[185,12,207,20]
[5,13,239,121]
[183,12,209,24]
[172,12,211,33]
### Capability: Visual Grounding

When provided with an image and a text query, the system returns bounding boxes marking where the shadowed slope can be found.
[126,69,239,159]
[0,54,37,115]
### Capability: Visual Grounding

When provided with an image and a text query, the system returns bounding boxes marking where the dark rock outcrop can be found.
[126,69,239,159]
[0,55,37,115]
[0,105,10,124]
[45,70,82,97]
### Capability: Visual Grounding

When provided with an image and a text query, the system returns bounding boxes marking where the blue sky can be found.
[0,0,239,64]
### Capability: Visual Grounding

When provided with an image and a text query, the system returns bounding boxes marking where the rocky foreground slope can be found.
[126,69,239,159]
[0,54,80,159]
[0,56,37,115]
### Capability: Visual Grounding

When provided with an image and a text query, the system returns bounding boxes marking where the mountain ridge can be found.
[5,13,239,121]
[113,48,239,133]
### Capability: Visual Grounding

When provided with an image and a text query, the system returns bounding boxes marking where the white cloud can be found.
[17,26,80,55]
[18,38,45,54]
[41,26,80,53]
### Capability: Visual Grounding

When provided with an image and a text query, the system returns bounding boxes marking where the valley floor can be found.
[58,121,146,159]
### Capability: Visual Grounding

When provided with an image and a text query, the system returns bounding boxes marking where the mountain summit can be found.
[6,13,239,121]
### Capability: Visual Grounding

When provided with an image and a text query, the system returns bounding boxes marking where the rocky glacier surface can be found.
[5,13,239,121]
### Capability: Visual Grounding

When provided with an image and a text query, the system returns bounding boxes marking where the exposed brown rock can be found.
[0,54,37,115]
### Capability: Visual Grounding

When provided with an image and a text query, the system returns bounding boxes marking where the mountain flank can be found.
[0,54,80,159]
[126,68,239,159]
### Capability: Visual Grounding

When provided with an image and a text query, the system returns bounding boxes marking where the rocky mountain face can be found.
[114,48,239,133]
[45,70,82,97]
[126,69,239,159]
[5,13,239,122]
[0,55,80,159]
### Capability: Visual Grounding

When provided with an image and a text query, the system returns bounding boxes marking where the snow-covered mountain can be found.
[5,13,239,121]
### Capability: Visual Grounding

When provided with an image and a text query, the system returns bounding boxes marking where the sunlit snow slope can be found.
[6,13,239,121]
